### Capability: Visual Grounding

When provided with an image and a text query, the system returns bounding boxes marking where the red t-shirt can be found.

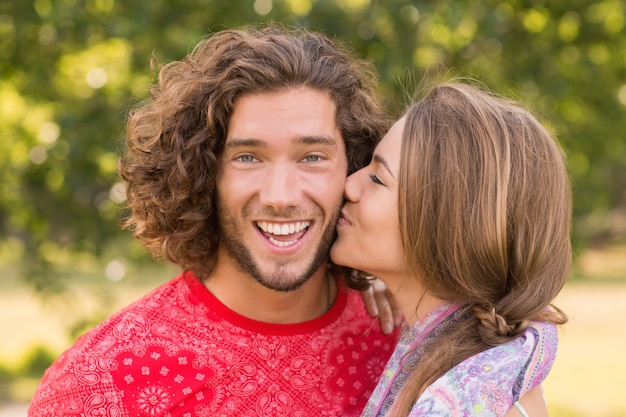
[29,271,398,416]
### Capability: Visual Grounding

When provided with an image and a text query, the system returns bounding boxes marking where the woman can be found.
[331,82,571,416]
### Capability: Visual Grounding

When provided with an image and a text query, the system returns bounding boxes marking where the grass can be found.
[544,281,626,417]
[1,246,625,415]
[544,244,626,417]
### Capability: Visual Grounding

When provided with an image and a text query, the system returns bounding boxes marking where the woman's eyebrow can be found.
[373,154,395,179]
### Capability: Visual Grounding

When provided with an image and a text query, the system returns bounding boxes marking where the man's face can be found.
[216,87,348,291]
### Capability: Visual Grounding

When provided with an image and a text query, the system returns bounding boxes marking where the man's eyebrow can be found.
[295,135,339,146]
[373,154,395,179]
[225,138,266,148]
[225,135,339,147]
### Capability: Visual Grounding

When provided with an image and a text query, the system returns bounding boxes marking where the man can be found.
[29,25,398,416]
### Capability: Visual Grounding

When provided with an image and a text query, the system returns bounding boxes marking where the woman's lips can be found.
[337,210,352,226]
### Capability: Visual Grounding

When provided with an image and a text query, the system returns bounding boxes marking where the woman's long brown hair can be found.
[393,82,571,415]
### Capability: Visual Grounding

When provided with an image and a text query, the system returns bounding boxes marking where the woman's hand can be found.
[360,278,403,334]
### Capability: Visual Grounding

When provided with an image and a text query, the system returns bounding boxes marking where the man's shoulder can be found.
[92,273,190,333]
[28,273,198,415]
[34,274,189,382]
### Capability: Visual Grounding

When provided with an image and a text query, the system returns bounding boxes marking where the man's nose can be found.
[259,163,303,211]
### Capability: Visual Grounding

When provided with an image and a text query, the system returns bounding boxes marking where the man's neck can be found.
[204,260,334,324]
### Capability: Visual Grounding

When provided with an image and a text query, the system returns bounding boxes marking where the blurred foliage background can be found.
[1,0,625,413]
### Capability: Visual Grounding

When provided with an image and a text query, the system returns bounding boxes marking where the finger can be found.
[370,279,396,334]
[360,286,379,317]
[388,290,403,327]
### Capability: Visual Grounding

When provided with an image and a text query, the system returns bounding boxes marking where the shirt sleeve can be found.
[408,321,558,417]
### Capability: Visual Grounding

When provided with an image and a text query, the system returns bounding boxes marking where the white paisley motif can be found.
[228,362,258,396]
[74,353,110,385]
[256,391,292,417]
[112,313,150,340]
[253,336,290,360]
[84,393,123,417]
[289,355,320,389]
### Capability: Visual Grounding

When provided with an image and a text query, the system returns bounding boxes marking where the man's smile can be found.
[256,221,311,247]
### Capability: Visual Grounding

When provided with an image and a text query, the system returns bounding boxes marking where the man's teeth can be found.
[257,221,310,236]
[268,237,298,247]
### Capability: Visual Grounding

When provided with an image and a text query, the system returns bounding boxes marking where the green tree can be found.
[2,0,625,303]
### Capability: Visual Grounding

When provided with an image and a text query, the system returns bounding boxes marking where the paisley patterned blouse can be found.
[362,303,558,416]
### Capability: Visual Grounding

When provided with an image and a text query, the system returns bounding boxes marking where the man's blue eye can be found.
[238,155,255,162]
[304,155,321,162]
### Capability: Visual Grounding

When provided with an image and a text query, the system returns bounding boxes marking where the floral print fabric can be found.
[362,303,558,417]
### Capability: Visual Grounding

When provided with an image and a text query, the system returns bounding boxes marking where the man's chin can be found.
[221,225,334,292]
[250,268,316,292]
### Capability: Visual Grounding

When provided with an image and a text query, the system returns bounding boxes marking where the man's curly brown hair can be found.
[119,25,390,280]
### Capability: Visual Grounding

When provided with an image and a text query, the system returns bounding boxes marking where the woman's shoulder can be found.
[409,321,559,416]
[514,320,559,394]
[450,321,559,394]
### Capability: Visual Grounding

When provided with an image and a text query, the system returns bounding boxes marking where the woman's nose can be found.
[343,168,363,203]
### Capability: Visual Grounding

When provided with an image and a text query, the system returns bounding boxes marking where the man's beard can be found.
[217,202,339,292]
